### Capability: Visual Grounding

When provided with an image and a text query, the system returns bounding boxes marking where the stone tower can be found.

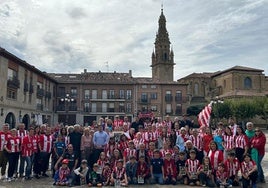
[151,8,175,82]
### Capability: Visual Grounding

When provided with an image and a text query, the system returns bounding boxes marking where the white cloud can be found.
[0,0,267,79]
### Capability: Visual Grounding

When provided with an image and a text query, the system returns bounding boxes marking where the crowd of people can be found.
[0,115,266,188]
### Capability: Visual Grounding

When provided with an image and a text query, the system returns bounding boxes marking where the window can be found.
[175,90,182,101]
[194,83,199,96]
[176,104,182,115]
[102,103,107,113]
[84,103,89,112]
[141,85,147,89]
[244,77,252,89]
[92,90,97,99]
[151,85,156,89]
[7,88,17,100]
[126,90,132,99]
[70,87,77,97]
[108,103,115,112]
[7,68,18,80]
[84,90,90,99]
[166,104,172,113]
[119,103,125,112]
[109,90,115,99]
[151,93,157,99]
[102,90,107,99]
[165,90,172,102]
[119,90,124,99]
[36,98,43,110]
[126,103,131,113]
[151,105,157,111]
[141,93,148,102]
[91,103,96,112]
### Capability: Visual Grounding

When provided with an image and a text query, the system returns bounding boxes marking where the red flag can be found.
[198,102,213,127]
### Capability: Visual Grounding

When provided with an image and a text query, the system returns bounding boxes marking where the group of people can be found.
[0,115,266,188]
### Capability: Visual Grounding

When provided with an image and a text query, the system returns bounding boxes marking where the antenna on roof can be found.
[105,61,109,72]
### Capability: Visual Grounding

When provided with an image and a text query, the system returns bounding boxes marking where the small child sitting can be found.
[54,159,70,186]
[87,163,102,187]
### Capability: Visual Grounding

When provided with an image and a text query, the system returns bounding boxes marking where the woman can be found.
[208,141,223,172]
[222,126,235,160]
[251,127,266,183]
[4,129,20,182]
[235,126,249,162]
[80,128,93,166]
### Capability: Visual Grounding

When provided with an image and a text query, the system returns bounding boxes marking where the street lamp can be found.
[60,93,75,125]
[213,96,224,125]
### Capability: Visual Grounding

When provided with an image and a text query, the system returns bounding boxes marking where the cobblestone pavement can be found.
[0,130,268,188]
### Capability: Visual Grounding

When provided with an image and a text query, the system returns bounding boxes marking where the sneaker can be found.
[202,184,206,187]
[228,185,232,187]
[7,177,12,182]
[42,173,49,177]
[35,174,40,179]
[0,176,6,180]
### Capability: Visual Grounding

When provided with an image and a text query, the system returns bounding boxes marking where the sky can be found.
[0,0,267,80]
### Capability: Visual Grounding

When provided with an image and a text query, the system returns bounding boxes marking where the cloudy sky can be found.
[0,0,267,80]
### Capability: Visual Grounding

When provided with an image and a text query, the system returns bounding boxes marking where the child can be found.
[136,155,150,184]
[163,152,176,185]
[52,134,66,177]
[101,162,111,186]
[96,152,107,174]
[224,152,240,186]
[54,159,70,186]
[186,150,200,186]
[150,149,164,185]
[74,159,90,185]
[125,155,138,184]
[198,156,215,187]
[215,163,231,188]
[176,151,188,185]
[241,154,258,188]
[87,163,102,187]
[110,159,128,186]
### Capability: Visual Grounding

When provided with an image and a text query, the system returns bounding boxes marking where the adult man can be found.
[0,123,10,179]
[38,126,53,178]
[17,123,28,178]
[228,117,238,136]
[131,117,143,133]
[92,124,109,165]
[68,124,82,159]
[21,127,35,180]
[179,114,194,128]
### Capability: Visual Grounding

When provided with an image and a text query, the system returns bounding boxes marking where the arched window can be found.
[244,77,252,89]
[194,83,199,96]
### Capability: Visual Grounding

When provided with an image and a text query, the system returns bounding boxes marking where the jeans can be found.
[19,154,25,175]
[151,173,164,184]
[257,155,264,182]
[24,155,34,178]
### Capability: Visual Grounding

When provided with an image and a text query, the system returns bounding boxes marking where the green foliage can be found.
[187,104,205,116]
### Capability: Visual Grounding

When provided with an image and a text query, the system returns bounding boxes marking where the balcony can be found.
[165,95,173,102]
[24,81,29,92]
[56,105,77,112]
[29,84,34,94]
[45,91,52,99]
[7,77,20,89]
[37,88,45,98]
[36,104,43,111]
[165,110,173,115]
[57,92,66,98]
[90,96,126,102]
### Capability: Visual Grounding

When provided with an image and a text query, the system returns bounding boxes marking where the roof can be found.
[212,65,264,77]
[48,71,136,84]
[0,47,57,83]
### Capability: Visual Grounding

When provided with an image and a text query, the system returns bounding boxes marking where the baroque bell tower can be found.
[151,8,175,82]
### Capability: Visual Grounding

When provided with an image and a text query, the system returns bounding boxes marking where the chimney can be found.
[129,70,132,77]
[84,69,87,73]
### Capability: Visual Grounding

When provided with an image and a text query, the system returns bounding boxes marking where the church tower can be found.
[151,8,175,82]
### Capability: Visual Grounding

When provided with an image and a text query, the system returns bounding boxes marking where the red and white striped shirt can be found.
[39,134,53,153]
[241,160,256,174]
[235,134,249,149]
[216,170,227,182]
[163,158,176,178]
[112,167,126,180]
[0,131,10,151]
[224,158,240,177]
[189,134,203,151]
[21,135,34,156]
[208,150,223,171]
[223,134,235,150]
[123,148,137,161]
[186,159,199,174]
[133,138,144,149]
[17,130,28,141]
[5,136,20,153]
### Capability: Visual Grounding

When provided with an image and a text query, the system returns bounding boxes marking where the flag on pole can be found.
[198,102,213,127]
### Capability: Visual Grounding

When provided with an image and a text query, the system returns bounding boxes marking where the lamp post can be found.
[61,93,74,125]
[213,96,224,125]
